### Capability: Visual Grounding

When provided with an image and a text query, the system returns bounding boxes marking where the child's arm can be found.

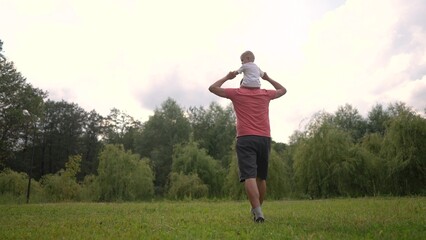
[233,65,244,75]
[258,66,265,77]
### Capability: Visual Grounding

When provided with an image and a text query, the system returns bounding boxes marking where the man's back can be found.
[224,88,276,137]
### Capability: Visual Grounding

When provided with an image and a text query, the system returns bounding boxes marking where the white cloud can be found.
[286,0,425,121]
[1,0,425,143]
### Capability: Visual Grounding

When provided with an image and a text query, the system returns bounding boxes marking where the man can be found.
[208,71,287,223]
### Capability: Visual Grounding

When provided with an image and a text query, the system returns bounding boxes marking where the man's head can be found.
[240,51,255,64]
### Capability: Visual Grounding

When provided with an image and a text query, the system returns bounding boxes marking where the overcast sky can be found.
[1,0,425,143]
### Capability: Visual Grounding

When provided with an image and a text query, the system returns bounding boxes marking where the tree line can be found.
[1,40,425,202]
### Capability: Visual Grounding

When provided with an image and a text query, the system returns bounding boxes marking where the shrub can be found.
[97,145,154,201]
[167,172,208,200]
[0,168,28,196]
[41,172,81,202]
[0,168,43,203]
[223,153,245,200]
[79,174,100,202]
[40,155,82,202]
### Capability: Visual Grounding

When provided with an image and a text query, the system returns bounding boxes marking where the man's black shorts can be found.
[236,135,271,182]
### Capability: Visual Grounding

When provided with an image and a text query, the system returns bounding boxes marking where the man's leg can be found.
[245,178,264,222]
[245,178,260,209]
[256,178,266,206]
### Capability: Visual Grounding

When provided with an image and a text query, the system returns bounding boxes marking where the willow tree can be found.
[359,133,386,195]
[223,147,245,200]
[171,141,225,197]
[96,144,154,201]
[267,148,293,199]
[381,106,426,195]
[293,112,356,198]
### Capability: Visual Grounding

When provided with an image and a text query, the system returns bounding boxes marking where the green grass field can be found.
[1,197,425,239]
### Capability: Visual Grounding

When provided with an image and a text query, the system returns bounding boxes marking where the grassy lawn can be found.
[0,197,425,239]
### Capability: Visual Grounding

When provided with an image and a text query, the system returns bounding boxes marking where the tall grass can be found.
[0,197,424,239]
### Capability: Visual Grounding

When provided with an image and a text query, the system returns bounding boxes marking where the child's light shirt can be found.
[237,62,264,88]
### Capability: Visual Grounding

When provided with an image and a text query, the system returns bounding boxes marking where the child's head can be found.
[240,51,255,64]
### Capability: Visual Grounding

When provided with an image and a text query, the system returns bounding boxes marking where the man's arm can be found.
[208,71,237,98]
[262,72,287,99]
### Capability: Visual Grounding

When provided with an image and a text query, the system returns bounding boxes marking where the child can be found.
[234,51,264,88]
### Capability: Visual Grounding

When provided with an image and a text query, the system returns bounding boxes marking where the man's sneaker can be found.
[251,208,265,223]
[254,216,265,223]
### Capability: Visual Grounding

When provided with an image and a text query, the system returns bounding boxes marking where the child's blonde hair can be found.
[241,51,255,62]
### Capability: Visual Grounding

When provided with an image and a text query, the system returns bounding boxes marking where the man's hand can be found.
[261,72,287,99]
[261,72,271,81]
[208,72,237,98]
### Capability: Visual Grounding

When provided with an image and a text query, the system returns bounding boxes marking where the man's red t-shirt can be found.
[224,88,277,137]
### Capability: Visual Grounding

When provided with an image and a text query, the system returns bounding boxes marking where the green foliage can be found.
[96,145,154,201]
[63,155,81,179]
[0,50,46,164]
[294,120,355,198]
[0,168,28,196]
[360,133,387,195]
[333,145,368,196]
[41,155,82,202]
[79,110,104,178]
[188,102,236,168]
[366,104,391,135]
[291,103,426,198]
[333,104,367,142]
[103,108,142,151]
[79,174,100,202]
[41,173,81,202]
[167,172,209,200]
[172,141,225,197]
[223,149,245,200]
[40,100,87,176]
[381,109,426,195]
[267,149,293,199]
[0,168,43,203]
[134,98,191,194]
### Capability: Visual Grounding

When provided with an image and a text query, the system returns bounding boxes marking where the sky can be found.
[1,0,425,143]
